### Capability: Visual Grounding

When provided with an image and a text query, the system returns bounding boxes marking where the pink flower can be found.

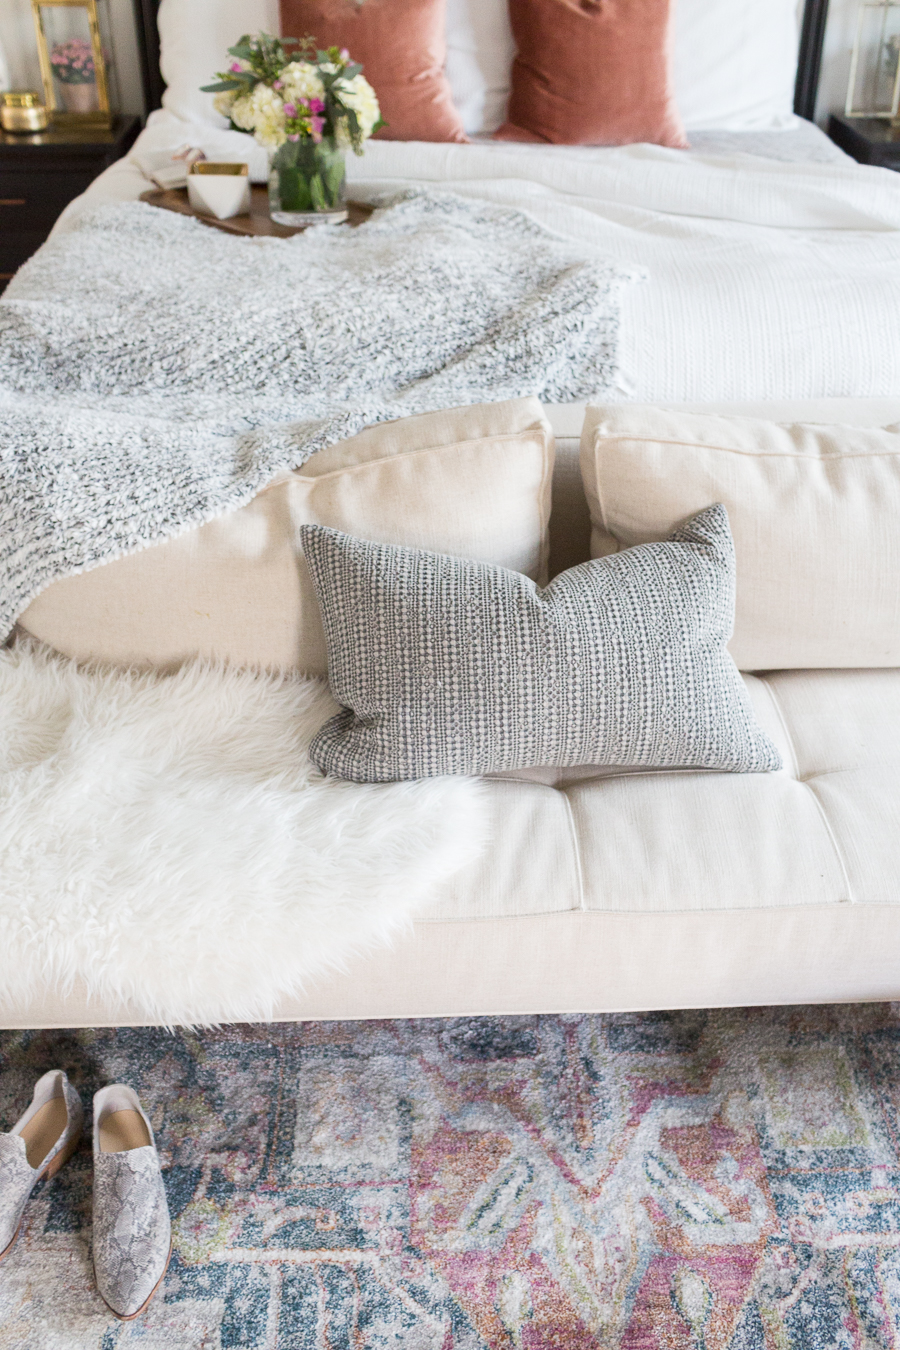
[288,133,300,142]
[339,48,350,61]
[308,98,325,114]
[273,79,283,90]
[283,102,296,117]
[229,61,242,73]
[310,114,324,142]
[50,36,94,75]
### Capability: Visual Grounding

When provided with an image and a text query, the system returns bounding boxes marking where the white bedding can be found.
[56,111,900,405]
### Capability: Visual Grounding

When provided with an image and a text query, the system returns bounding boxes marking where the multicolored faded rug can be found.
[2,1006,900,1348]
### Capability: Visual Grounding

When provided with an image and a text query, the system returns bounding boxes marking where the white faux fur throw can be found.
[0,643,486,1026]
[0,190,634,641]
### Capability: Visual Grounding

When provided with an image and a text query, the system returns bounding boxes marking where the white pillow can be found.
[157,0,278,126]
[672,0,800,131]
[444,0,516,136]
[444,0,800,138]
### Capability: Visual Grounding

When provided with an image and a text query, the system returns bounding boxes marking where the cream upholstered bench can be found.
[13,396,900,1028]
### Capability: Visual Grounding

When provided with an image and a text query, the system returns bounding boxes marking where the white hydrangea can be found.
[335,74,380,145]
[230,81,286,149]
[212,89,237,121]
[229,93,255,133]
[280,61,326,107]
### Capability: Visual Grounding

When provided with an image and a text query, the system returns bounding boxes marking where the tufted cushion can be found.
[301,506,781,780]
[18,400,553,676]
[580,405,900,670]
[433,667,900,919]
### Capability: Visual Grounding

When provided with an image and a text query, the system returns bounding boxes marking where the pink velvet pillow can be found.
[495,0,687,149]
[279,0,468,143]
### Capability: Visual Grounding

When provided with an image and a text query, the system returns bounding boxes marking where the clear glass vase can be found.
[268,138,348,227]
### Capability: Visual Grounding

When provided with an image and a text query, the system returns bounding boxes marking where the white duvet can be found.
[61,111,900,404]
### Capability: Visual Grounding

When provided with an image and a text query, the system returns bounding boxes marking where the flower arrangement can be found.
[201,33,382,153]
[50,38,97,85]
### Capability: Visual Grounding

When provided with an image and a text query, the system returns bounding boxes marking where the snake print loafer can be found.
[92,1084,171,1320]
[0,1069,83,1263]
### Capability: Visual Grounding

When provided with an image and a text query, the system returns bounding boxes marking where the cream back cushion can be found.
[580,405,900,671]
[20,400,553,676]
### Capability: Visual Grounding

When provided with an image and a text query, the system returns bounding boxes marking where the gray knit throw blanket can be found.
[0,190,635,638]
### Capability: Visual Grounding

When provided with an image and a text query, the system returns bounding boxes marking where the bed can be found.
[53,0,900,415]
[8,0,899,661]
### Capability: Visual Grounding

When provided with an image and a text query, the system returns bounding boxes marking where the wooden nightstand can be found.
[828,114,900,172]
[0,114,140,293]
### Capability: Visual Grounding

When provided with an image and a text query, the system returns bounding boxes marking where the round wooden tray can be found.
[139,184,373,237]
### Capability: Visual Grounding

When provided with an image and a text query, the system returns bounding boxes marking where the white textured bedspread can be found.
[347,140,900,402]
[70,114,900,403]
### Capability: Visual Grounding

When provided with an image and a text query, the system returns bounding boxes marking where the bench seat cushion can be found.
[6,667,899,1026]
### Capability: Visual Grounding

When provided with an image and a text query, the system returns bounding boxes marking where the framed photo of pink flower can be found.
[31,0,115,125]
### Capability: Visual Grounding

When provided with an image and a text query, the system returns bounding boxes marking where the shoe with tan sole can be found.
[0,1069,84,1262]
[92,1084,171,1320]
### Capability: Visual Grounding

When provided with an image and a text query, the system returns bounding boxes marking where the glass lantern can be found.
[846,1,900,121]
[31,0,115,127]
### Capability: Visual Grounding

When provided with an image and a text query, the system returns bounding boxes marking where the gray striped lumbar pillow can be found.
[301,505,781,782]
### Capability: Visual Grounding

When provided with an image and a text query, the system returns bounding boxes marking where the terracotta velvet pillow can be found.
[495,0,687,149]
[279,0,468,142]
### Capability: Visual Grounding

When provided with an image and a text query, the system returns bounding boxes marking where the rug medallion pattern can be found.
[1,1006,900,1347]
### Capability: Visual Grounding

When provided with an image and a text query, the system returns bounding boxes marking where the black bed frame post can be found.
[130,0,831,127]
[132,0,163,118]
[794,0,830,121]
